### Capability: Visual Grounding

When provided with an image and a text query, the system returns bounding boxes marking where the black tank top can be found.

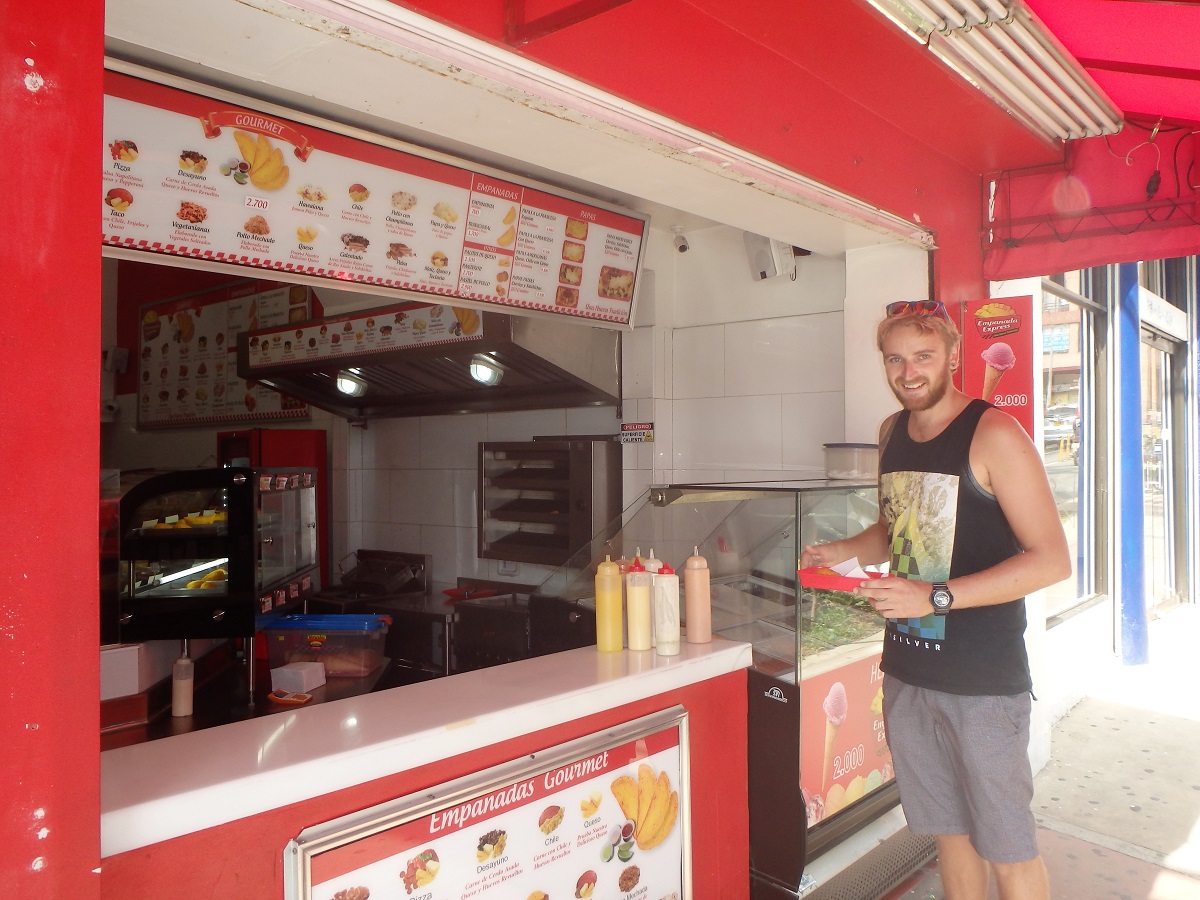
[877,398,1030,695]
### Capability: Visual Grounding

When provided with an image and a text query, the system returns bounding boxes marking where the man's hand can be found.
[799,543,836,570]
[854,576,933,619]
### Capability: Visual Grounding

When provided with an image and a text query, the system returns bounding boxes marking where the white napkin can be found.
[831,557,870,579]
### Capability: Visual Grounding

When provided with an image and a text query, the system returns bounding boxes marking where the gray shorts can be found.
[883,675,1039,864]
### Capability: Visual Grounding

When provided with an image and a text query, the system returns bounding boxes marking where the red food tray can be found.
[442,587,499,602]
[797,566,884,592]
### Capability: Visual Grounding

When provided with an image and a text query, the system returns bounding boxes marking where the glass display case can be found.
[534,480,896,897]
[113,467,320,642]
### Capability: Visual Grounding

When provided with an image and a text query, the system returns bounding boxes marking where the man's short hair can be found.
[877,309,961,353]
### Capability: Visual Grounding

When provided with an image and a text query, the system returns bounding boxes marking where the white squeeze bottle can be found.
[652,561,681,656]
[595,555,624,652]
[644,548,664,576]
[625,557,653,651]
[644,549,664,646]
[684,546,712,643]
[171,640,194,717]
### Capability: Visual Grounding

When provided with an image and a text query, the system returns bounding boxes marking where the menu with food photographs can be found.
[289,714,688,900]
[137,280,312,428]
[243,302,484,373]
[103,71,648,327]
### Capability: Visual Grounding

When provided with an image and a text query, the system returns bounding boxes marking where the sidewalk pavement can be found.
[886,601,1200,900]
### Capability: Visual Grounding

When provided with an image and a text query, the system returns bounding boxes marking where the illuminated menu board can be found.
[102,70,648,327]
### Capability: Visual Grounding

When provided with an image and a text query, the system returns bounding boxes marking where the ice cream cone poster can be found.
[962,296,1035,440]
[799,653,894,827]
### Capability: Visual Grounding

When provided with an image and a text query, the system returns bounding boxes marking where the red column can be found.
[0,0,104,894]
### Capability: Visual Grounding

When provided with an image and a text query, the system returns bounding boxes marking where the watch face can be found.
[932,589,952,609]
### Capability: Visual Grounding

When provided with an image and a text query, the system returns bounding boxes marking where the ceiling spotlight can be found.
[335,369,368,397]
[469,353,504,386]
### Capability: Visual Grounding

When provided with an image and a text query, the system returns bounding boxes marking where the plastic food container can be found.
[264,614,390,677]
[822,442,878,480]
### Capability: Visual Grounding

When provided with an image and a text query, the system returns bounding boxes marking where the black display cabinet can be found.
[114,467,320,642]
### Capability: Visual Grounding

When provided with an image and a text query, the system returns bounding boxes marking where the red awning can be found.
[1026,0,1200,128]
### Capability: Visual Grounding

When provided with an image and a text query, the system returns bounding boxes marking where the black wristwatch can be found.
[930,582,954,616]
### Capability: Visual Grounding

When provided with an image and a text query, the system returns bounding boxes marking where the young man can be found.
[801,300,1070,900]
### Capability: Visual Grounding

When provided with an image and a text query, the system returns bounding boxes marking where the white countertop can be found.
[100,639,752,857]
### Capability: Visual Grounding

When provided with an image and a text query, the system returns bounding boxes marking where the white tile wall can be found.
[671,326,724,399]
[781,391,847,472]
[372,418,422,470]
[419,415,487,470]
[671,395,783,472]
[723,314,843,396]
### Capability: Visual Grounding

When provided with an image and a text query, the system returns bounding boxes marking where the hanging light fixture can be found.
[864,0,1122,143]
[469,353,504,385]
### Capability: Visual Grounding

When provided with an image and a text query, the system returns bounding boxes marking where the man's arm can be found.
[800,519,890,570]
[857,408,1071,619]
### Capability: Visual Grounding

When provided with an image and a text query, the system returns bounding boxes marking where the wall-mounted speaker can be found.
[743,231,799,281]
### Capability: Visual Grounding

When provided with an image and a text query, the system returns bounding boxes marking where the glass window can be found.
[1140,336,1178,611]
[1040,275,1099,617]
[1042,324,1071,353]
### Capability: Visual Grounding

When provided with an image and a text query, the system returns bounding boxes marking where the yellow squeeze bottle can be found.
[595,555,624,652]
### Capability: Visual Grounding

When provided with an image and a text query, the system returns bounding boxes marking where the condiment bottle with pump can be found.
[652,562,681,656]
[595,555,624,652]
[625,557,653,651]
[684,546,712,643]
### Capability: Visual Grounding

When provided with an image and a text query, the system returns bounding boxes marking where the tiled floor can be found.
[885,603,1200,900]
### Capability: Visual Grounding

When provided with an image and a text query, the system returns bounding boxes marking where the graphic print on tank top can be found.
[880,468,958,645]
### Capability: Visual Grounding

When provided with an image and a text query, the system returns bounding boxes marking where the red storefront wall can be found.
[101,676,749,899]
[0,0,104,895]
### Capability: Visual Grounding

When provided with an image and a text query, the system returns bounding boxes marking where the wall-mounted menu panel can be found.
[103,70,648,326]
[137,279,312,429]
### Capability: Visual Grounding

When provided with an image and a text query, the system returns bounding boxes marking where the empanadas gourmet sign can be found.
[102,71,647,327]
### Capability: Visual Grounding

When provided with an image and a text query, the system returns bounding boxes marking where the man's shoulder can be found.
[974,404,1029,443]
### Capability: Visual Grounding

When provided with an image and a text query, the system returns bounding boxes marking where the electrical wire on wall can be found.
[989,116,1200,251]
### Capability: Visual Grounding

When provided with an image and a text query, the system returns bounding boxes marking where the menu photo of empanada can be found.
[555,286,579,308]
[598,266,635,300]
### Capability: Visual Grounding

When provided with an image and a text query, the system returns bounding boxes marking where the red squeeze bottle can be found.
[683,546,712,644]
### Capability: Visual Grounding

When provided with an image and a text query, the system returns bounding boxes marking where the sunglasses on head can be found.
[885,300,953,324]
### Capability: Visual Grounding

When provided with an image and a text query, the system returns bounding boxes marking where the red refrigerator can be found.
[217,428,330,586]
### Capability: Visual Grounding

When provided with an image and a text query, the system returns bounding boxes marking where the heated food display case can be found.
[533,480,896,898]
[478,438,622,566]
[113,467,320,642]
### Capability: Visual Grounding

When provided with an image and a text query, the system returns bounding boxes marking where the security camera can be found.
[672,228,689,253]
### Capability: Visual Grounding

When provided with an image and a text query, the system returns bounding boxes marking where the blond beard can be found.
[891,368,951,411]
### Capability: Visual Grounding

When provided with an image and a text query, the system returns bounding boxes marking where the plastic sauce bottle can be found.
[684,546,712,644]
[644,548,664,576]
[595,555,624,652]
[643,549,664,647]
[625,557,653,651]
[171,649,194,717]
[652,561,681,656]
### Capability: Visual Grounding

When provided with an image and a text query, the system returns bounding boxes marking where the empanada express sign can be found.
[960,295,1036,441]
